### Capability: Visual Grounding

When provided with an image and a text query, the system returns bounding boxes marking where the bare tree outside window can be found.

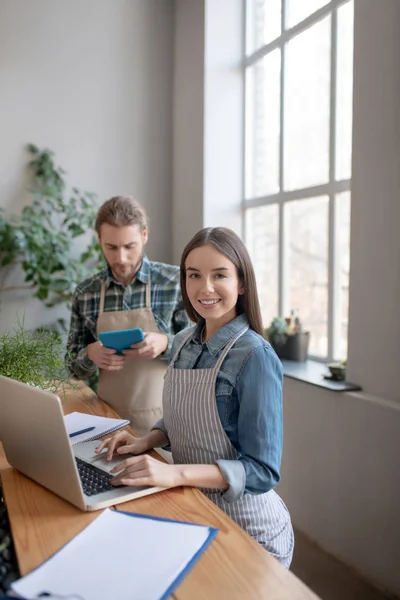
[244,0,353,361]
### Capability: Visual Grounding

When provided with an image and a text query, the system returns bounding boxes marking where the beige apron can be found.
[96,281,166,436]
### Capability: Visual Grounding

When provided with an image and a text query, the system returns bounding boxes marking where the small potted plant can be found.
[326,359,347,381]
[0,318,71,393]
[265,313,310,362]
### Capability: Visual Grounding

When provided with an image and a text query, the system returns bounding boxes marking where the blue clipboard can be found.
[10,508,218,600]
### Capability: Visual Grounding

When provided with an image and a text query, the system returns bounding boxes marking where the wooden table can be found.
[0,382,319,599]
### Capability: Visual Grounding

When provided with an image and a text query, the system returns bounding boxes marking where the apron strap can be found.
[213,326,249,373]
[170,329,194,365]
[99,282,106,314]
[170,325,249,371]
[145,282,151,309]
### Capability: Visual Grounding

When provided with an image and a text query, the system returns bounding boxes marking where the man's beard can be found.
[107,252,144,283]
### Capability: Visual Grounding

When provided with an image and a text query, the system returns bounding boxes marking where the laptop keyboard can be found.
[75,457,116,496]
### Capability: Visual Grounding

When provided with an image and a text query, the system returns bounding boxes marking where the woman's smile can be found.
[198,298,221,308]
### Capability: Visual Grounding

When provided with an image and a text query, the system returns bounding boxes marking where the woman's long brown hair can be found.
[180,227,264,336]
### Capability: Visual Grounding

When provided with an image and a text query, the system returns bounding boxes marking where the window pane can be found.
[246,0,281,55]
[335,0,354,181]
[245,205,279,327]
[245,50,281,199]
[286,0,329,29]
[284,17,331,191]
[285,197,329,357]
[334,192,351,360]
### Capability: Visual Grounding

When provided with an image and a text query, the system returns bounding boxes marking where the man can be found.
[66,195,191,435]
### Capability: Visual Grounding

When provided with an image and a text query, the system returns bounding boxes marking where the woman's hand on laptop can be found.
[109,454,180,489]
[95,432,147,462]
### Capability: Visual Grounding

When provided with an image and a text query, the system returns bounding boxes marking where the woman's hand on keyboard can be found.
[109,454,180,489]
[95,432,147,462]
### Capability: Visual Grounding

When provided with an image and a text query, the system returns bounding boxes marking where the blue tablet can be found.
[98,328,145,355]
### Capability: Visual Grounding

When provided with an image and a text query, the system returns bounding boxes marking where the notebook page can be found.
[64,412,129,445]
[12,508,216,600]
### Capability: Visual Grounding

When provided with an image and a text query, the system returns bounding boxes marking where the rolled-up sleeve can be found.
[65,294,98,380]
[151,417,170,445]
[217,346,283,502]
[216,459,246,502]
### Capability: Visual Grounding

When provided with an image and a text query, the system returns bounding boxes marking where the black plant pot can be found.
[272,332,310,362]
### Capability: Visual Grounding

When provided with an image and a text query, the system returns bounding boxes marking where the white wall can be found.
[346,0,400,403]
[203,0,243,235]
[172,0,243,264]
[172,0,205,264]
[279,379,400,595]
[0,0,173,332]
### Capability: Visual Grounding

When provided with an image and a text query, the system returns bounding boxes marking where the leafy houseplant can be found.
[0,144,104,328]
[265,315,310,362]
[0,319,72,394]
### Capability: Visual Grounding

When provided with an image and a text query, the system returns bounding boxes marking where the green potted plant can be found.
[326,359,347,381]
[0,318,71,394]
[265,314,310,362]
[0,144,104,332]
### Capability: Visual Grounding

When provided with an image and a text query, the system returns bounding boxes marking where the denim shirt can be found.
[153,313,284,503]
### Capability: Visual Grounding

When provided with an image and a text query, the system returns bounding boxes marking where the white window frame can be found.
[243,0,352,362]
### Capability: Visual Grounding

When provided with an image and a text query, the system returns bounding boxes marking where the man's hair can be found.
[95,195,148,234]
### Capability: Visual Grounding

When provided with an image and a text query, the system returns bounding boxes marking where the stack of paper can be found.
[64,412,130,445]
[11,509,217,600]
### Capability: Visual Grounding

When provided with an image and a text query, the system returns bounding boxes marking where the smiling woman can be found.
[185,245,245,340]
[98,226,295,569]
[180,227,264,339]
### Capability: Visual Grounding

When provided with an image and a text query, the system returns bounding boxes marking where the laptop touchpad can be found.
[73,441,126,474]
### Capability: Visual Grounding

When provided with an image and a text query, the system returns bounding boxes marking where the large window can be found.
[244,0,353,361]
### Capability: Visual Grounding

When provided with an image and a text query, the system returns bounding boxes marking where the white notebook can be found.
[11,508,217,600]
[64,412,130,445]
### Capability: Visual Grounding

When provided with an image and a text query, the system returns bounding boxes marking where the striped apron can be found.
[163,326,294,568]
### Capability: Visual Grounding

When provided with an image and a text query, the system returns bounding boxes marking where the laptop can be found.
[0,375,165,511]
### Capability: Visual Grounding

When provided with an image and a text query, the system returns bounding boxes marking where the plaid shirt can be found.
[66,255,191,379]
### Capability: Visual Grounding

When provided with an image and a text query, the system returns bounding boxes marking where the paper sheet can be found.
[12,508,216,600]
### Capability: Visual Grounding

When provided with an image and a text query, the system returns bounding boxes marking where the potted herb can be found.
[326,359,347,381]
[265,314,310,362]
[0,318,71,394]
